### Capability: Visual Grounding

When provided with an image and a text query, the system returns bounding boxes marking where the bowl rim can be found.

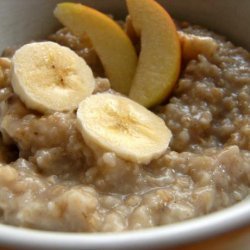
[0,197,249,249]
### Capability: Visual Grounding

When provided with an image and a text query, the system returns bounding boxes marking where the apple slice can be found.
[54,3,137,95]
[127,0,181,108]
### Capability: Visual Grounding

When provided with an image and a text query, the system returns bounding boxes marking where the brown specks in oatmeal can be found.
[0,24,249,232]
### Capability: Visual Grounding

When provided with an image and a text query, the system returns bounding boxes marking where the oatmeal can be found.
[0,3,250,233]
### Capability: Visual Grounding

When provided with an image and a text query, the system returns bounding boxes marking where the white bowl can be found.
[0,1,250,249]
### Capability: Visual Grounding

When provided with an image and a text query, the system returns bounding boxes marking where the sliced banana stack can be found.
[77,93,172,164]
[11,41,95,113]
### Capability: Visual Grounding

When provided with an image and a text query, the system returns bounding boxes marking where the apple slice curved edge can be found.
[127,0,181,108]
[54,3,138,95]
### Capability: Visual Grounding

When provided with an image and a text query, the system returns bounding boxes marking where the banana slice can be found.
[11,41,95,113]
[77,93,172,164]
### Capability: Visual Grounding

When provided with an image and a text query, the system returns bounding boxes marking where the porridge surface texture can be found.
[0,25,249,232]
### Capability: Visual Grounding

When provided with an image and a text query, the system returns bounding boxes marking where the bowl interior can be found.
[0,0,250,51]
[0,198,249,250]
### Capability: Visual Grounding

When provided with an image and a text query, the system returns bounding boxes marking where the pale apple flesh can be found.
[127,0,181,108]
[54,3,137,95]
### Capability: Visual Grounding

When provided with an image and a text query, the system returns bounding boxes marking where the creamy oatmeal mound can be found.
[0,1,249,233]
